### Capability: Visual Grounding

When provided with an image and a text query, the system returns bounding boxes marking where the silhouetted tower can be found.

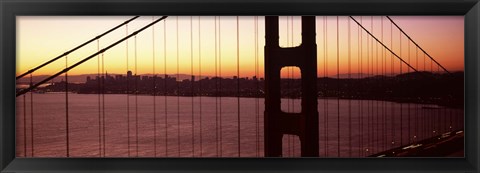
[264,16,319,157]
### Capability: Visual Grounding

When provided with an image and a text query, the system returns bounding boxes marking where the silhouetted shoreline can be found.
[21,71,464,108]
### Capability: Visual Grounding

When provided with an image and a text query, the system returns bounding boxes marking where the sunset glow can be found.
[16,16,464,78]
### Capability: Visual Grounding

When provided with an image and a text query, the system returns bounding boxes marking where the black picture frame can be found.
[1,0,479,172]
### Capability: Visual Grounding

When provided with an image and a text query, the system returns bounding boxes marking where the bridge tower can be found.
[264,16,319,157]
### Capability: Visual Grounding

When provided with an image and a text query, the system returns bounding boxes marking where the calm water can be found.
[16,93,464,157]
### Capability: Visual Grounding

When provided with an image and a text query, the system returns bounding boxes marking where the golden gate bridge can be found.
[15,16,464,157]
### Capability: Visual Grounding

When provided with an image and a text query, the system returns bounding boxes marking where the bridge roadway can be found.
[370,130,464,157]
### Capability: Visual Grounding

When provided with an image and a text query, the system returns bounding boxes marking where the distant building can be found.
[115,75,122,81]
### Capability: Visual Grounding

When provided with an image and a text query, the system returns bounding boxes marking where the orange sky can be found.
[16,16,464,79]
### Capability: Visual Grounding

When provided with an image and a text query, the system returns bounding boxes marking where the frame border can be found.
[1,0,479,172]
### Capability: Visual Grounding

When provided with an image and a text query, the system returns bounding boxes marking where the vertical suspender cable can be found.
[348,17,352,157]
[98,39,102,157]
[371,16,380,153]
[199,16,203,156]
[124,24,130,157]
[370,16,374,154]
[23,88,27,157]
[375,18,380,153]
[30,74,34,156]
[370,16,374,153]
[415,46,418,143]
[408,39,411,144]
[372,19,377,153]
[219,16,223,156]
[372,17,376,153]
[101,53,106,157]
[126,24,130,157]
[442,65,446,133]
[431,55,434,136]
[254,16,259,157]
[438,65,442,133]
[360,16,364,156]
[365,16,371,154]
[176,16,181,157]
[357,17,361,156]
[215,16,220,156]
[436,65,439,134]
[444,88,447,133]
[390,20,395,148]
[164,19,168,157]
[65,55,70,157]
[215,16,219,156]
[381,16,386,151]
[152,16,157,157]
[336,16,340,157]
[382,16,388,151]
[236,16,241,157]
[190,16,195,157]
[135,35,139,157]
[424,51,426,71]
[399,30,403,146]
[371,17,375,153]
[449,96,452,131]
[324,16,328,157]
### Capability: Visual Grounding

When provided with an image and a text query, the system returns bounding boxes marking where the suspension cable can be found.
[16,16,140,80]
[349,16,418,73]
[16,16,168,97]
[385,16,450,74]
